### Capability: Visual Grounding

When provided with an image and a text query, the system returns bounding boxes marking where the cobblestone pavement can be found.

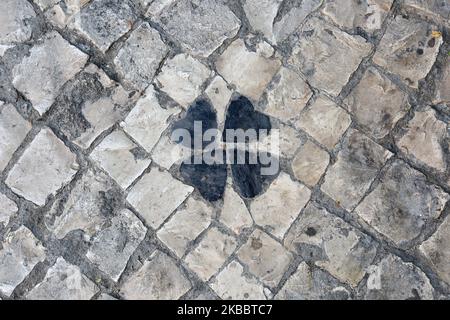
[0,0,449,300]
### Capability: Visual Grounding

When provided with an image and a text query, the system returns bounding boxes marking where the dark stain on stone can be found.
[416,48,424,55]
[231,151,268,199]
[305,227,317,237]
[251,237,263,250]
[428,38,436,48]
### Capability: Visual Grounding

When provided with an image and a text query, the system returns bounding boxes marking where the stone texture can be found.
[321,129,392,211]
[205,76,233,127]
[289,18,372,96]
[151,133,191,170]
[355,160,449,247]
[285,203,378,287]
[434,63,450,104]
[0,227,46,296]
[27,258,98,300]
[0,193,17,226]
[0,0,36,48]
[6,128,79,206]
[120,250,191,300]
[33,0,60,11]
[220,182,253,235]
[292,141,330,187]
[44,0,90,29]
[404,0,450,26]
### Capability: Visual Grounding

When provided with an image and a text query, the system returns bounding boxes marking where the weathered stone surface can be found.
[114,23,168,91]
[321,129,392,211]
[257,123,303,159]
[345,67,410,139]
[373,16,442,88]
[296,96,352,150]
[97,293,117,300]
[355,160,449,247]
[145,0,175,16]
[156,54,212,108]
[285,203,378,287]
[292,140,330,187]
[44,0,90,29]
[211,260,266,300]
[155,0,241,57]
[27,257,98,300]
[364,255,434,300]
[220,182,253,235]
[120,250,191,300]
[6,128,79,206]
[90,130,151,189]
[250,173,311,239]
[0,0,36,48]
[205,76,232,127]
[157,197,213,258]
[289,18,372,96]
[0,227,46,296]
[397,108,447,172]
[12,32,88,115]
[276,262,351,300]
[86,209,147,281]
[419,216,450,285]
[0,103,31,172]
[33,0,60,11]
[434,63,449,104]
[185,227,237,281]
[238,229,293,288]
[127,168,193,228]
[216,39,281,101]
[0,193,17,226]
[151,134,191,170]
[404,0,450,26]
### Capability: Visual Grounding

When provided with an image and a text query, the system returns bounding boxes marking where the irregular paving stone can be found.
[44,0,90,29]
[250,173,311,239]
[122,86,180,153]
[185,227,237,281]
[90,130,152,189]
[157,197,213,258]
[216,39,281,101]
[151,133,191,170]
[276,262,351,300]
[321,129,392,211]
[262,123,303,159]
[364,255,434,300]
[27,257,98,300]
[397,108,448,172]
[344,67,410,139]
[404,0,450,26]
[0,103,31,172]
[220,182,253,235]
[120,250,191,300]
[434,62,449,104]
[86,209,147,281]
[210,260,266,300]
[354,160,449,247]
[419,216,450,285]
[322,0,393,33]
[12,31,88,115]
[127,168,193,229]
[296,96,352,150]
[33,0,60,11]
[0,193,17,226]
[145,0,176,16]
[205,76,233,128]
[291,140,330,187]
[156,54,212,108]
[237,229,293,288]
[289,18,372,96]
[155,0,241,57]
[373,16,443,88]
[0,227,46,296]
[114,23,169,91]
[0,0,36,51]
[285,203,378,287]
[6,128,79,206]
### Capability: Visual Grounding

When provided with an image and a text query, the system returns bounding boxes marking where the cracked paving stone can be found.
[156,54,212,108]
[185,227,237,282]
[434,61,449,105]
[419,216,450,285]
[154,0,241,58]
[12,31,88,115]
[237,229,293,288]
[220,181,253,235]
[127,168,193,229]
[120,250,191,300]
[373,15,443,88]
[6,128,79,207]
[276,262,351,300]
[0,226,46,296]
[404,0,450,27]
[321,129,392,211]
[157,197,213,258]
[86,208,147,281]
[210,260,266,300]
[295,96,352,150]
[114,23,169,91]
[289,17,372,96]
[397,108,448,173]
[27,257,99,300]
[285,203,378,287]
[0,103,31,172]
[0,192,17,226]
[292,140,330,187]
[250,173,311,239]
[205,76,233,128]
[90,130,152,190]
[364,254,434,300]
[216,39,282,101]
[344,67,410,140]
[354,160,449,247]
